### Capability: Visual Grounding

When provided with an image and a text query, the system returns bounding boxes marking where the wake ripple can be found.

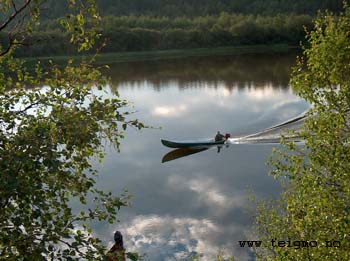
[228,113,307,145]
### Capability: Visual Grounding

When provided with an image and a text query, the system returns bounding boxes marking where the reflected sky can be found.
[89,53,309,260]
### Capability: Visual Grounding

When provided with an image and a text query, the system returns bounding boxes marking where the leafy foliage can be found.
[254,3,350,260]
[0,0,144,260]
[12,13,313,57]
[0,1,344,57]
[42,0,344,18]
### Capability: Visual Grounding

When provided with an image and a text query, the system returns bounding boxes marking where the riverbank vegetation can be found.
[14,14,311,57]
[2,0,343,58]
[94,0,343,17]
[0,0,142,259]
[19,0,345,18]
[254,4,350,260]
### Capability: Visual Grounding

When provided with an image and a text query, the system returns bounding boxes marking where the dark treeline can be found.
[3,0,343,57]
[96,0,343,17]
[99,14,312,51]
[12,13,313,57]
[42,0,343,18]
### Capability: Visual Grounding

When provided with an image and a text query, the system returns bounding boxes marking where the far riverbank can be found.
[24,44,297,65]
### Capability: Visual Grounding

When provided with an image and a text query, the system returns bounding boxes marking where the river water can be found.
[89,52,309,260]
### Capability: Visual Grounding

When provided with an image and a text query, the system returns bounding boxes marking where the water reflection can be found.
[104,52,297,90]
[90,52,308,260]
[119,214,251,260]
[162,148,209,163]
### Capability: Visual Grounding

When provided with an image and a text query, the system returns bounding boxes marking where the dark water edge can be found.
[23,44,296,65]
[106,50,300,92]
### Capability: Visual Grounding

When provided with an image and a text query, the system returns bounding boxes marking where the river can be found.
[88,52,309,260]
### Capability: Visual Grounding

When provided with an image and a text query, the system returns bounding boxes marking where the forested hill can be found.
[95,0,342,16]
[5,0,344,57]
[45,0,343,18]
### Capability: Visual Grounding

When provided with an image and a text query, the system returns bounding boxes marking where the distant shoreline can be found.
[24,44,298,65]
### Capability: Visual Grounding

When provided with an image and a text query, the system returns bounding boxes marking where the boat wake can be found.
[228,112,307,145]
[162,112,308,162]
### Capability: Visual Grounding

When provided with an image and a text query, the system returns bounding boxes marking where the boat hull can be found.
[161,139,225,148]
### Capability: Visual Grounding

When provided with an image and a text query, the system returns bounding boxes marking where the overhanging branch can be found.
[0,0,32,32]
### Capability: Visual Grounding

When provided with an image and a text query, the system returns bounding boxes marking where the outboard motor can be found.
[225,133,231,139]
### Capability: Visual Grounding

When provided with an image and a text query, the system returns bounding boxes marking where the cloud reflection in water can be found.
[89,53,309,260]
[153,104,188,117]
[118,214,250,261]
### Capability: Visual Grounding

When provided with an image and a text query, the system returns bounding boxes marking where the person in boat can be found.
[215,131,225,142]
[215,132,231,153]
[106,231,126,261]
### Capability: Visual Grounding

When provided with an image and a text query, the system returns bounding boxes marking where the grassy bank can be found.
[24,44,293,65]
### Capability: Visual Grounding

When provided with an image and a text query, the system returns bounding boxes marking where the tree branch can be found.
[0,36,31,57]
[58,239,87,258]
[0,0,33,32]
[0,1,35,56]
[11,0,18,12]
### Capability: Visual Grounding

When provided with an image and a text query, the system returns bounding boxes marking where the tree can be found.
[0,1,143,260]
[254,3,350,260]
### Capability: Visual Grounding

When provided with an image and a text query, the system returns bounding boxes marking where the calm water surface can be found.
[90,52,309,260]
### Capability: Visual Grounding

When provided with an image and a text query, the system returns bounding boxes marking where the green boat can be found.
[161,139,225,149]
